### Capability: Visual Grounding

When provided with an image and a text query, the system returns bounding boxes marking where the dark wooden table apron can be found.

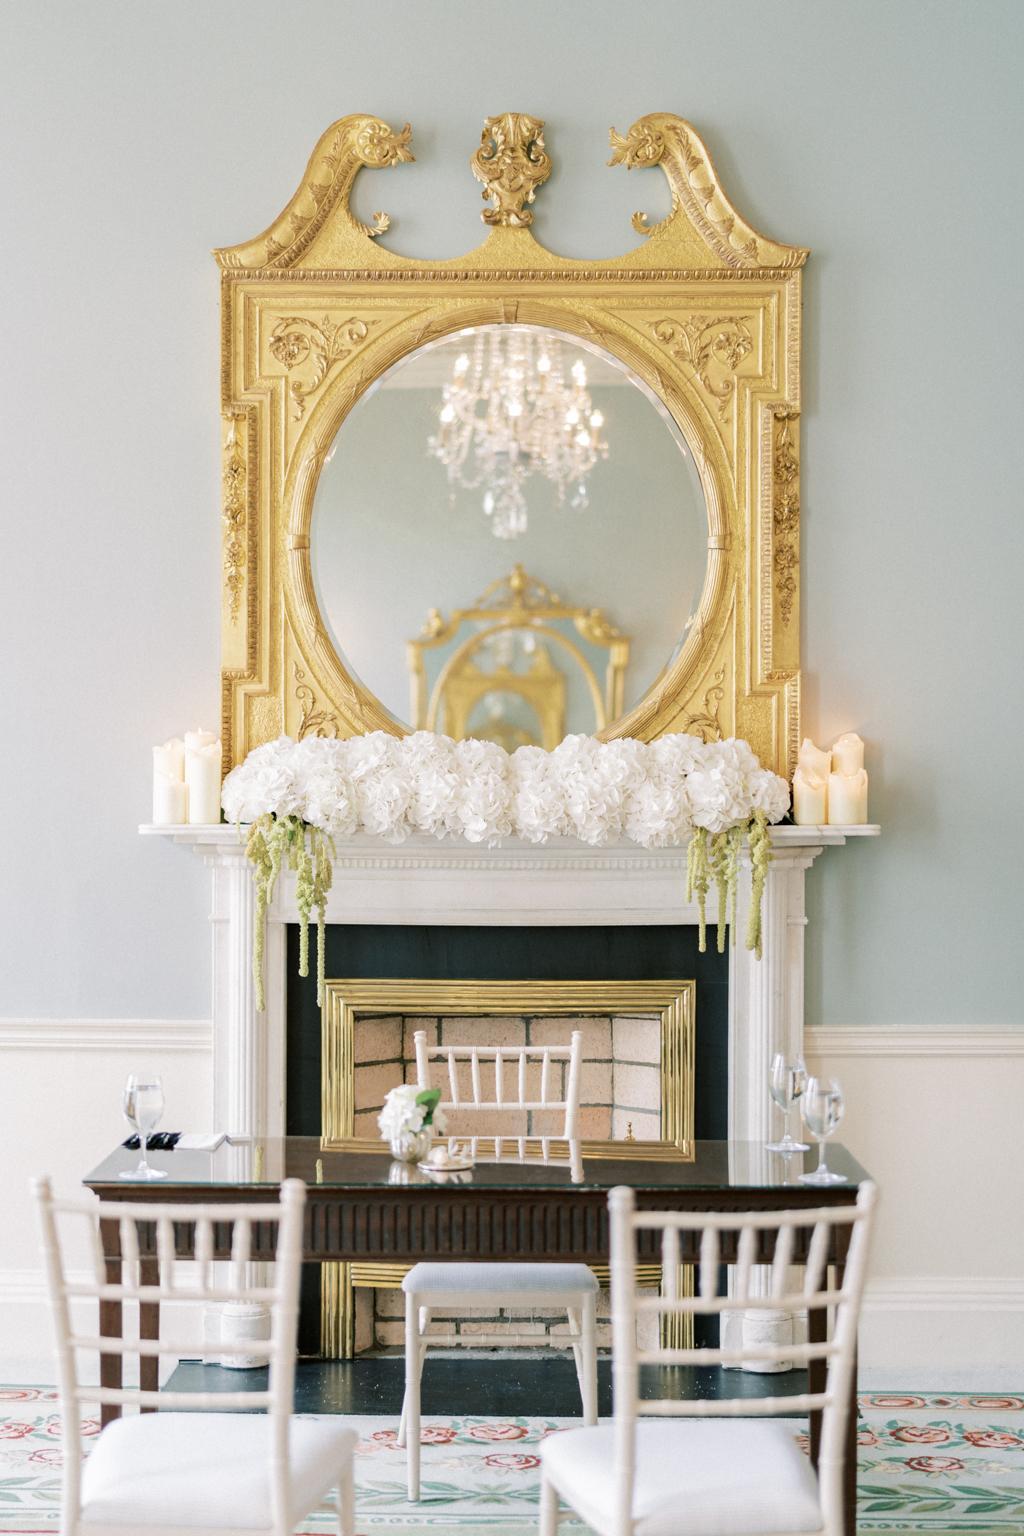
[94,1183,858,1264]
[89,1155,860,1536]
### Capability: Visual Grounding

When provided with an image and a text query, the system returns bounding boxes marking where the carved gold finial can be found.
[626,1122,635,1141]
[353,120,414,170]
[316,1157,324,1185]
[608,122,666,170]
[254,1144,264,1181]
[471,114,550,227]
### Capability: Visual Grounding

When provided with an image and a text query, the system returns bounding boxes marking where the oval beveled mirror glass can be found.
[310,324,709,750]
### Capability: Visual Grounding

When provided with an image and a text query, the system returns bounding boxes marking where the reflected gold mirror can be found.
[217,111,805,779]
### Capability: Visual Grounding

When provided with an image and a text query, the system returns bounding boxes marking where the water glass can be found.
[765,1053,810,1153]
[798,1075,847,1185]
[121,1073,169,1180]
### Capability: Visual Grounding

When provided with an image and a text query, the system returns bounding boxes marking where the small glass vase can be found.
[388,1126,434,1163]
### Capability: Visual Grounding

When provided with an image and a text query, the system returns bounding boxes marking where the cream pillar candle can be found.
[827,768,868,825]
[184,728,219,753]
[152,739,186,823]
[791,766,828,825]
[832,732,865,776]
[797,737,832,780]
[153,771,187,825]
[185,731,223,825]
[154,738,185,780]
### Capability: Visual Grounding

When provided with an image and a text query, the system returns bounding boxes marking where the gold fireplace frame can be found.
[319,978,695,1357]
[321,978,695,1149]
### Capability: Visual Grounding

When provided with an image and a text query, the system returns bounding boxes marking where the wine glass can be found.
[120,1074,168,1181]
[765,1053,810,1153]
[798,1076,847,1185]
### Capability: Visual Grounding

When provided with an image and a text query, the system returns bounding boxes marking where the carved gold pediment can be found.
[608,114,807,271]
[213,114,414,271]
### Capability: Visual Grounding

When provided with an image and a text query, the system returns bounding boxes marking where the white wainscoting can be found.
[0,1018,212,1382]
[805,1023,1024,1369]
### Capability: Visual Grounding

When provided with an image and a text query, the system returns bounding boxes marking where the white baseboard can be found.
[0,1268,205,1386]
[0,1019,212,1051]
[859,1279,1024,1369]
[806,1024,1024,1056]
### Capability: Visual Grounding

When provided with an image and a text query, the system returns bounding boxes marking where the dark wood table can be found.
[86,1139,869,1535]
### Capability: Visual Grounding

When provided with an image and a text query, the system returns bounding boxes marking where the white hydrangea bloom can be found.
[450,737,513,844]
[290,734,358,838]
[342,731,415,842]
[747,764,791,822]
[376,1082,448,1139]
[403,730,462,838]
[509,744,571,843]
[220,736,303,824]
[376,1084,425,1139]
[550,734,648,846]
[625,734,695,847]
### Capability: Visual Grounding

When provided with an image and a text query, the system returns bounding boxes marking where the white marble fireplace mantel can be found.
[140,823,879,1153]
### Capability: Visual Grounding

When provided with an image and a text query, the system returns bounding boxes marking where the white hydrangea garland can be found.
[221,730,790,1010]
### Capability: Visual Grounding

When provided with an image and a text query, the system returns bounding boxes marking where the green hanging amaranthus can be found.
[686,816,773,955]
[744,810,773,960]
[244,813,334,1012]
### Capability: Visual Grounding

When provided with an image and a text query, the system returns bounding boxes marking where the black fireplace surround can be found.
[286,923,729,1139]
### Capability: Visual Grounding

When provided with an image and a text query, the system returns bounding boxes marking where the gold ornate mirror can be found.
[217,111,805,778]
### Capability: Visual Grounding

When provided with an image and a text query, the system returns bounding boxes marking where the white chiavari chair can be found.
[34,1176,356,1536]
[397,1029,597,1501]
[540,1181,877,1536]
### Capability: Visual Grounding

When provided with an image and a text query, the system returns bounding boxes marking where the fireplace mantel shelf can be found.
[139,823,880,851]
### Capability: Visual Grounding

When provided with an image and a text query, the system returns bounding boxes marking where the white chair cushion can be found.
[403,1262,598,1294]
[541,1420,822,1536]
[80,1412,358,1528]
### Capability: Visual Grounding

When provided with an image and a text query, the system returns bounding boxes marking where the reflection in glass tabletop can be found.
[85,1139,869,1193]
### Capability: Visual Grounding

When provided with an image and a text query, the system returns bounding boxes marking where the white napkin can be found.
[176,1132,230,1152]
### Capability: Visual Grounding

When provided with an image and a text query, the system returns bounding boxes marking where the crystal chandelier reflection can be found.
[427,330,609,539]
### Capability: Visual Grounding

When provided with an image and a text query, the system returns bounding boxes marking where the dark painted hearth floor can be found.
[165,1357,809,1416]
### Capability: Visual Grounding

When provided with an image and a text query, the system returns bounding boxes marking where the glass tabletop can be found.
[85,1139,869,1192]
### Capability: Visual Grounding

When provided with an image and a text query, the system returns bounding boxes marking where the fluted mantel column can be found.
[203,844,286,1148]
[728,844,820,1142]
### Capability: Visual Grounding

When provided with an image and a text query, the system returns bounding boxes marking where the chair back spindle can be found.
[414,1029,583,1140]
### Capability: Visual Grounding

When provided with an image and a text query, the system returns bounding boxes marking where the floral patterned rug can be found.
[855,1392,1024,1532]
[2,1386,1024,1534]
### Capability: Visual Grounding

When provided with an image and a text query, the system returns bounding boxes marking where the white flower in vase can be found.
[378,1084,448,1162]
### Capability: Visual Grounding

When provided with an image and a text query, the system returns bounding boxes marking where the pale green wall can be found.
[1,0,1021,1023]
